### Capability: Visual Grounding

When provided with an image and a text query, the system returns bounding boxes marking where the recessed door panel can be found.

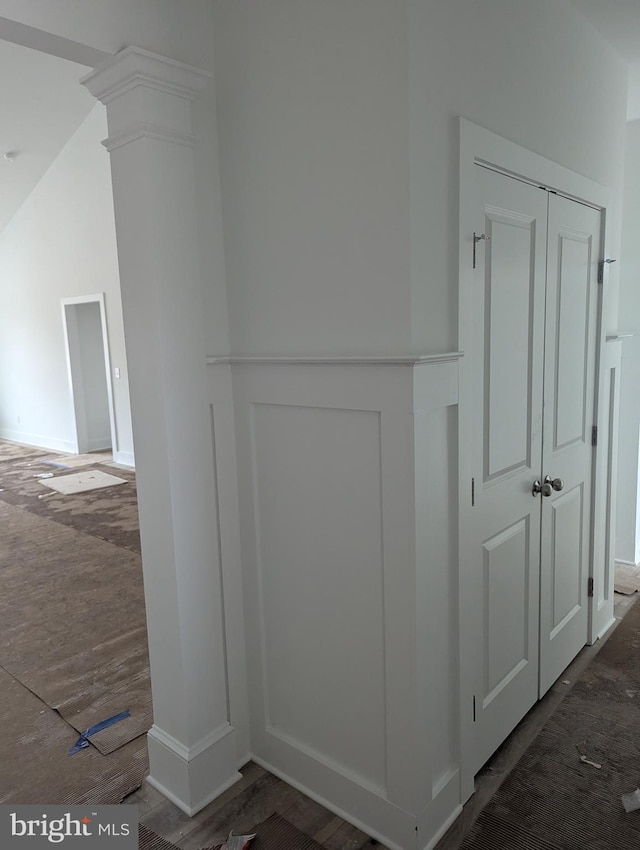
[469,165,546,775]
[539,195,600,696]
[550,485,583,635]
[554,234,592,450]
[483,518,530,703]
[485,215,536,481]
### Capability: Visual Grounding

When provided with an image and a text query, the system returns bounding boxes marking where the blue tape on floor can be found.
[40,460,71,469]
[68,709,131,755]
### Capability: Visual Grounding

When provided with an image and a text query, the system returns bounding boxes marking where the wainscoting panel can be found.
[227,355,461,850]
[251,402,387,791]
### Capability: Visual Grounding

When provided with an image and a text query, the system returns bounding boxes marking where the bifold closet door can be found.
[468,166,600,775]
[538,194,600,695]
[468,165,548,773]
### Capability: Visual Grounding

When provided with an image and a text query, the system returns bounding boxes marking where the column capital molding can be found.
[81,45,211,105]
[102,122,197,152]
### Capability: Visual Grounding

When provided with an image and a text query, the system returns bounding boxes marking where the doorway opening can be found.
[62,293,117,455]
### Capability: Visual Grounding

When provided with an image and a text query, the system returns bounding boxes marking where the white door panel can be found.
[469,167,601,773]
[469,166,547,774]
[539,195,600,695]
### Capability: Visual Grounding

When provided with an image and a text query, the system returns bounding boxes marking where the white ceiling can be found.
[0,2,639,236]
[571,0,640,121]
[571,0,640,62]
[0,40,92,234]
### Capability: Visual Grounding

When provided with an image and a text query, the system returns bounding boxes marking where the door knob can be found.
[544,475,564,492]
[532,479,552,497]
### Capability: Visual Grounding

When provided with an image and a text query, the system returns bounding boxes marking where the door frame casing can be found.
[458,118,611,800]
[61,292,118,455]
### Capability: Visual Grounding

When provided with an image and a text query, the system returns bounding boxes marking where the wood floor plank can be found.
[174,772,301,849]
[281,792,340,838]
[142,768,276,846]
[321,819,374,850]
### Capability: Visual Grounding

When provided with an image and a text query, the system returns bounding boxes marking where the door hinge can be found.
[598,258,617,284]
[473,232,490,269]
[471,477,475,506]
[592,426,598,447]
[473,695,477,722]
[588,577,594,598]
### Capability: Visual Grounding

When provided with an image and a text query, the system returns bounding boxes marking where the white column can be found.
[82,47,240,814]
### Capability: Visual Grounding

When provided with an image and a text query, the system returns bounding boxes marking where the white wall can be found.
[212,0,411,357]
[0,0,231,360]
[0,103,134,463]
[212,0,627,358]
[616,119,640,564]
[408,0,627,353]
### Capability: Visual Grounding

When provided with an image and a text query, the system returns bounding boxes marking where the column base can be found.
[146,723,241,816]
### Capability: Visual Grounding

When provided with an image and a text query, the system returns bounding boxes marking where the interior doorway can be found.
[62,293,117,455]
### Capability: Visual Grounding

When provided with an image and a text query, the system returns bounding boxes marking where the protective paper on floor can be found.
[41,469,127,494]
[459,598,640,850]
[0,501,151,755]
[0,454,140,553]
[39,452,113,470]
[614,562,640,595]
[0,666,148,806]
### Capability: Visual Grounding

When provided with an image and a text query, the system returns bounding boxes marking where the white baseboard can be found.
[85,436,112,452]
[0,429,76,454]
[593,615,617,642]
[113,449,135,467]
[422,804,463,850]
[146,723,241,816]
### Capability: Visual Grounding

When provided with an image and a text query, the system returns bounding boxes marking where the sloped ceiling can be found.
[0,39,92,235]
[571,0,640,120]
[0,2,639,237]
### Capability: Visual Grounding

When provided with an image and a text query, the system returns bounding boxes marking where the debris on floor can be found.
[34,473,54,479]
[39,460,71,470]
[622,788,640,812]
[575,743,602,769]
[220,833,257,850]
[41,469,127,495]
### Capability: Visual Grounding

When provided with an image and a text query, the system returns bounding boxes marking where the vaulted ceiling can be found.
[0,2,639,237]
[571,0,640,120]
[0,40,92,235]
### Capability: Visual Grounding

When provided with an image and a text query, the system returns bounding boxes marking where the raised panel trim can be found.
[550,484,584,636]
[482,517,530,704]
[482,210,537,482]
[265,725,387,798]
[553,231,593,452]
[249,401,388,792]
